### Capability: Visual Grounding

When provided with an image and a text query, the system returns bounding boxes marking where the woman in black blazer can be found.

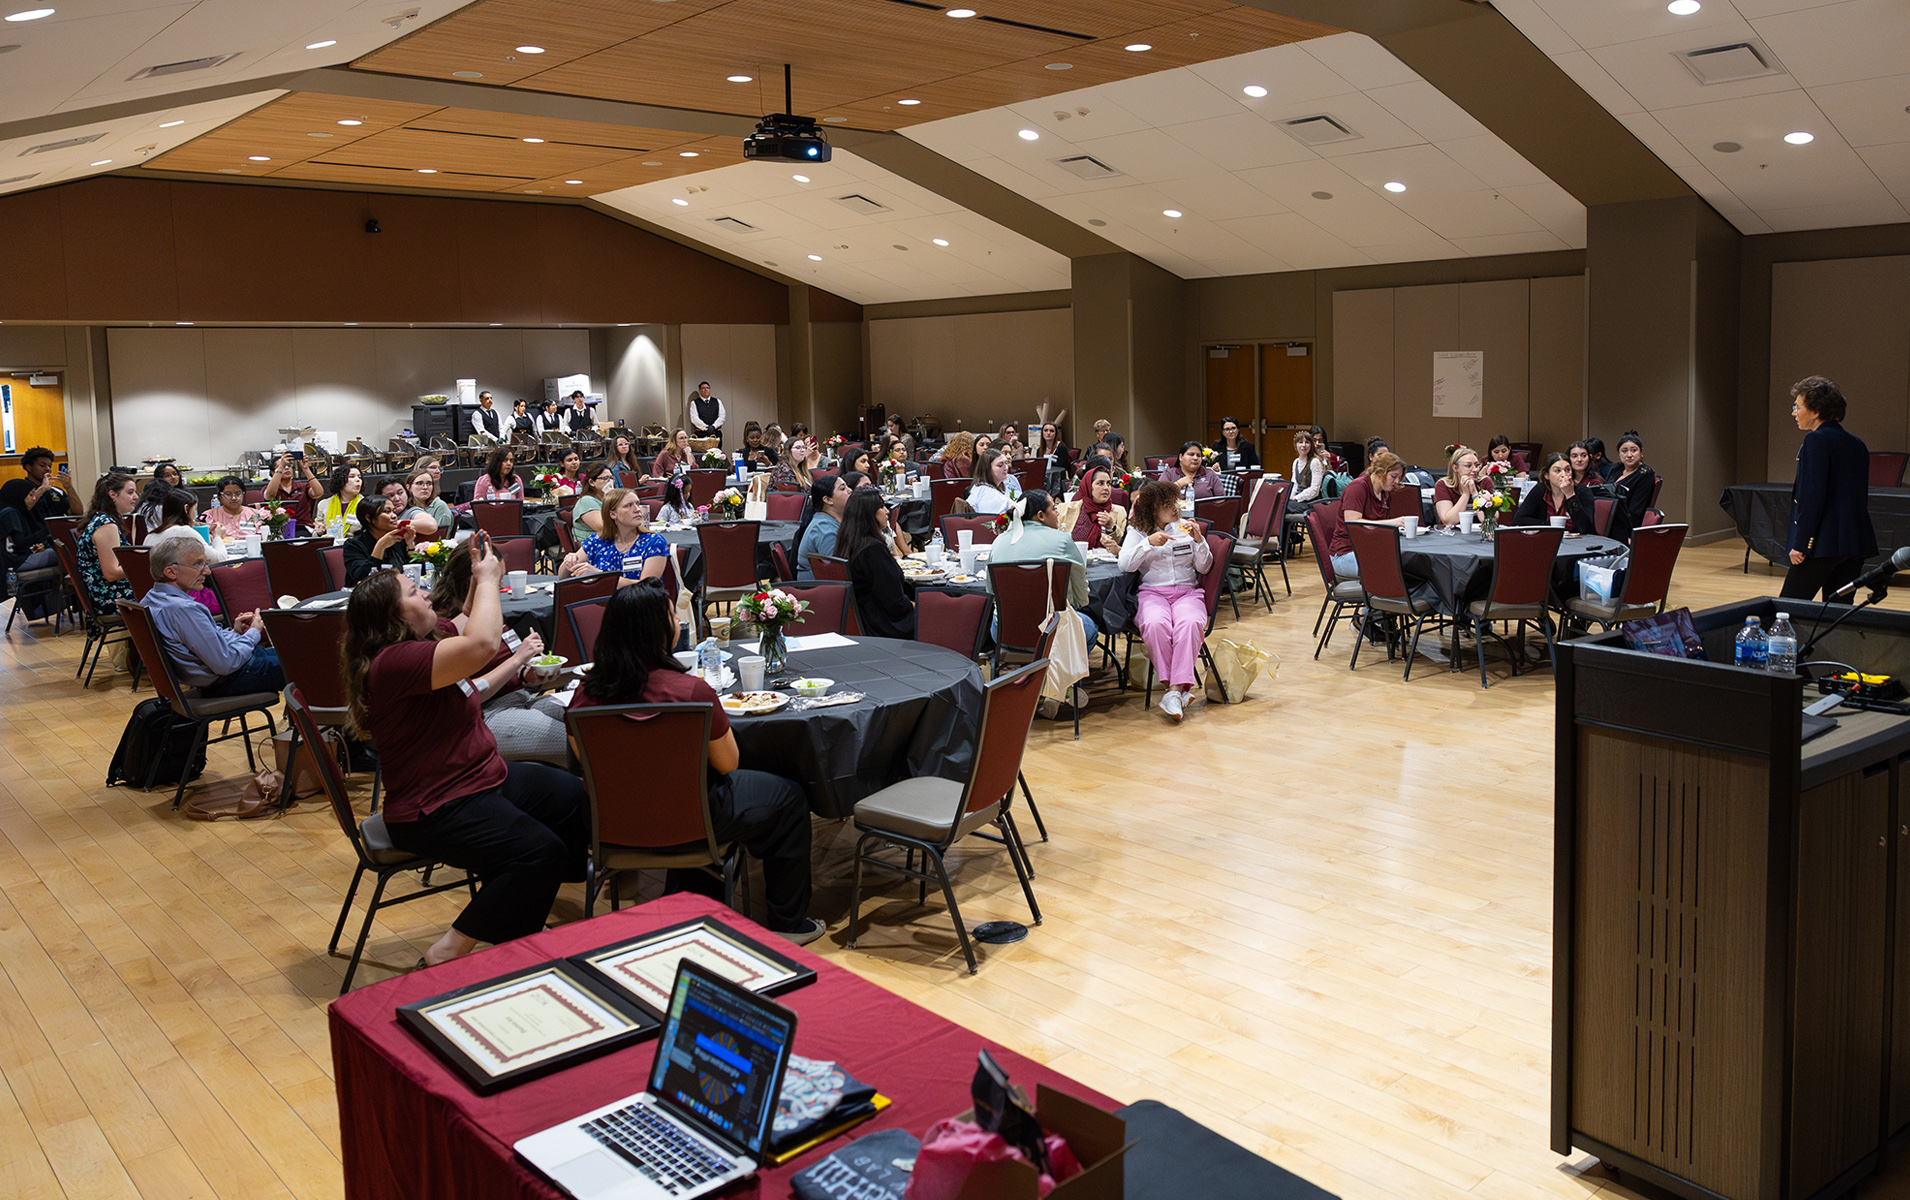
[1509,453,1596,533]
[1604,430,1657,543]
[834,488,916,639]
[1212,417,1260,472]
[1784,375,1878,600]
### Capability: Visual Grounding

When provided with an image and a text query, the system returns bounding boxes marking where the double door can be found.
[1204,343,1313,467]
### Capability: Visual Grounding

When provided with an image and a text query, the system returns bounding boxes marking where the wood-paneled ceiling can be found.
[353,0,1340,132]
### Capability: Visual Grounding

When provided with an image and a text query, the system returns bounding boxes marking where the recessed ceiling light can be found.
[672,197,688,205]
[1124,43,1151,52]
[807,253,822,260]
[1046,62,1072,71]
[1162,208,1181,218]
[679,150,699,157]
[1312,190,1333,199]
[792,174,809,182]
[727,74,751,82]
[946,8,975,16]
[897,98,921,105]
[642,160,661,166]
[522,137,544,143]
[932,238,949,246]
[158,119,184,128]
[452,70,483,78]
[1087,218,1107,226]
[306,39,337,49]
[417,168,437,173]
[1017,129,1039,141]
[4,9,55,22]
[1383,181,1407,192]
[1242,85,1267,98]
[217,168,240,174]
[247,155,270,161]
[1667,0,1701,13]
[564,179,582,184]
[1784,130,1814,144]
[338,119,363,126]
[515,45,544,53]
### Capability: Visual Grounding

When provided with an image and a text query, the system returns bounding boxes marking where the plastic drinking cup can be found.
[959,548,977,575]
[926,543,943,568]
[1458,512,1475,535]
[244,535,262,558]
[1075,540,1091,560]
[738,656,766,691]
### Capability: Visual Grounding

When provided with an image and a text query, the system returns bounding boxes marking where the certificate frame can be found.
[568,917,818,1020]
[397,960,659,1095]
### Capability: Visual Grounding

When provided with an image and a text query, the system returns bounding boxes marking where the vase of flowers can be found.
[410,540,452,569]
[736,588,810,674]
[1471,488,1513,538]
[707,487,745,521]
[258,501,294,540]
[531,468,565,497]
[698,448,728,469]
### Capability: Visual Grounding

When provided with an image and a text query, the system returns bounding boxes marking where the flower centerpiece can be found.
[1200,446,1219,468]
[706,487,745,521]
[1116,469,1148,494]
[257,500,295,539]
[735,588,811,673]
[1470,487,1514,537]
[530,467,568,497]
[410,539,453,569]
[698,448,728,469]
[1443,443,1462,458]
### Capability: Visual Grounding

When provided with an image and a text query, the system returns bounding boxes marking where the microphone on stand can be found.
[1831,546,1910,600]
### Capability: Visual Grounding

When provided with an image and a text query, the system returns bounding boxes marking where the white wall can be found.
[868,308,1073,436]
[1767,256,1910,481]
[679,324,778,443]
[604,324,672,430]
[107,327,593,466]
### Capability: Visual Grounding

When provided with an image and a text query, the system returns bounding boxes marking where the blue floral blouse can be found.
[581,532,669,579]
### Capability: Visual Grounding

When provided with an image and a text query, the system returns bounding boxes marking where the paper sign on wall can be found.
[1432,351,1484,419]
[1,384,12,453]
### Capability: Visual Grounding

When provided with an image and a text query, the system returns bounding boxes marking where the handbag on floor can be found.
[1204,638,1272,704]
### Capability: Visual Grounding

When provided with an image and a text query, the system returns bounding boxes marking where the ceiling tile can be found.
[1158,110,1317,172]
[1549,50,1645,117]
[1298,30,1418,90]
[1210,211,1372,269]
[1259,90,1428,158]
[1450,231,1573,256]
[1388,189,1545,241]
[1495,182,1589,243]
[1086,66,1238,126]
[1757,193,1910,230]
[1484,0,1580,58]
[1585,18,1801,113]
[1188,41,1353,108]
[1366,80,1491,144]
[1810,74,1910,148]
[1749,0,1910,88]
[1532,0,1748,52]
[1437,135,1554,189]
[1858,142,1910,203]
[1073,126,1234,183]
[1616,109,1699,167]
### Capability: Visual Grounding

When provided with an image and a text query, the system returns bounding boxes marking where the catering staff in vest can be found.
[687,381,727,449]
[469,391,503,441]
[534,397,563,436]
[510,398,535,437]
[564,390,594,435]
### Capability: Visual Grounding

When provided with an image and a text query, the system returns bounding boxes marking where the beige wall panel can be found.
[204,328,298,465]
[444,330,529,406]
[605,325,671,430]
[107,328,213,465]
[374,330,455,411]
[0,327,68,369]
[811,322,865,438]
[290,330,391,456]
[869,309,1073,438]
[1459,278,1531,461]
[1529,274,1587,459]
[1330,288,1393,451]
[1391,284,1463,469]
[523,330,595,399]
[1768,256,1910,481]
[680,324,779,442]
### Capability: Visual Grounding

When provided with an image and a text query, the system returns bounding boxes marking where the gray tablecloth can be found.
[726,638,983,819]
[298,574,561,637]
[932,556,1126,606]
[1721,482,1907,567]
[1400,531,1626,611]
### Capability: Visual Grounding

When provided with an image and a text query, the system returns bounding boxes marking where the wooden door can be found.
[1204,346,1253,456]
[1258,344,1313,463]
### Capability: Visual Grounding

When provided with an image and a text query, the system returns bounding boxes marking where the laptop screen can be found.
[648,962,796,1160]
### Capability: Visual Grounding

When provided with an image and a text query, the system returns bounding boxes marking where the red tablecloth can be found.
[330,894,1118,1199]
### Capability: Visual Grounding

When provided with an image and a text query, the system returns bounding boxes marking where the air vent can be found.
[1676,41,1784,85]
[708,216,760,232]
[1052,154,1121,181]
[20,132,106,155]
[1279,114,1360,147]
[0,173,39,187]
[833,193,891,216]
[129,52,241,81]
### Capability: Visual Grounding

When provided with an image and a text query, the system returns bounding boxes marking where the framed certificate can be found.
[569,917,818,1019]
[397,961,659,1095]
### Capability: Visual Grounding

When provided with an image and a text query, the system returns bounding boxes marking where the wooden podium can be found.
[1554,598,1910,1200]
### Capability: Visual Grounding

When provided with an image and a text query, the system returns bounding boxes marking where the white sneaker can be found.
[1160,690,1184,722]
[1071,684,1090,710]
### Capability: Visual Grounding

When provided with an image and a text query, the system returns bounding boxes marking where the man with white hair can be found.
[144,538,283,696]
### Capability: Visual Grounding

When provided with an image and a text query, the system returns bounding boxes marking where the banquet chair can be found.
[847,660,1047,975]
[1144,456,1171,472]
[52,536,131,687]
[915,587,991,662]
[988,559,1076,735]
[263,537,334,601]
[1871,452,1909,488]
[1460,525,1564,688]
[555,519,578,559]
[1564,523,1687,631]
[286,689,473,995]
[259,608,378,810]
[490,535,536,575]
[1013,459,1044,495]
[472,499,524,538]
[765,492,805,521]
[132,512,150,545]
[696,520,765,628]
[1193,496,1243,617]
[1593,497,1615,537]
[568,702,745,919]
[43,513,83,561]
[1306,505,1364,660]
[688,469,727,506]
[321,546,347,591]
[1509,451,1531,474]
[1126,532,1236,706]
[116,600,279,810]
[806,555,861,635]
[1231,478,1291,607]
[208,559,272,634]
[929,478,968,526]
[781,580,852,636]
[565,596,613,661]
[551,571,620,665]
[770,542,795,582]
[1346,521,1444,679]
[116,545,155,600]
[940,514,997,547]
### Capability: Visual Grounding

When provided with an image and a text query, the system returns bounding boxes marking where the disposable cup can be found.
[1401,516,1420,538]
[957,529,974,549]
[244,535,262,558]
[1549,516,1569,529]
[925,543,943,568]
[738,656,766,691]
[959,548,978,575]
[507,570,528,597]
[1458,512,1475,535]
[1075,540,1091,561]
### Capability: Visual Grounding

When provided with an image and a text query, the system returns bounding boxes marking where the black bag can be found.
[106,698,207,788]
[1097,570,1141,636]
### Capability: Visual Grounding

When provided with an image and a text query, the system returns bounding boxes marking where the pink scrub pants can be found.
[1136,583,1206,689]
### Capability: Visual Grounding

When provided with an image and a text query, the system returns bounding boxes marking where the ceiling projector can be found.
[744,112,832,163]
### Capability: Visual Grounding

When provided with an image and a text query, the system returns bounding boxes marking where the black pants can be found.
[667,769,813,932]
[385,761,590,945]
[1780,554,1864,602]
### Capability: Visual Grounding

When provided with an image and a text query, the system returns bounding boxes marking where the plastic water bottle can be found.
[697,636,720,685]
[1734,616,1767,668]
[5,565,17,601]
[1767,612,1797,675]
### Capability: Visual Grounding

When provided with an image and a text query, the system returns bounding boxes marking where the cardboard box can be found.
[952,1085,1131,1200]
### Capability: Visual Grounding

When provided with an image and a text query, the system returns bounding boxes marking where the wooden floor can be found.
[5,539,1909,1200]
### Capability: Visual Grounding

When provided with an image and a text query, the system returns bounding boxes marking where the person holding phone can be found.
[341,495,417,585]
[1119,480,1214,723]
[264,451,323,529]
[1,446,82,549]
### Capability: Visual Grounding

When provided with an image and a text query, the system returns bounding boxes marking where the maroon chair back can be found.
[765,493,805,521]
[959,661,1049,821]
[1618,523,1687,610]
[286,687,363,848]
[117,545,155,599]
[989,561,1068,654]
[1640,509,1663,527]
[808,554,848,582]
[916,587,991,660]
[929,478,969,524]
[244,489,264,505]
[1193,496,1240,538]
[551,571,620,663]
[1347,521,1410,603]
[770,542,794,582]
[1508,451,1531,473]
[941,513,997,547]
[472,498,524,537]
[697,520,762,591]
[132,512,150,545]
[44,514,82,559]
[556,519,578,557]
[1870,453,1908,488]
[1649,474,1663,509]
[258,609,350,710]
[1485,525,1564,609]
[782,581,851,636]
[1241,478,1287,541]
[568,703,716,849]
[491,535,536,574]
[114,601,181,708]
[637,480,666,500]
[1197,532,1233,624]
[50,536,99,619]
[1144,456,1170,472]
[688,469,727,506]
[321,545,347,590]
[262,537,335,601]
[1013,459,1044,495]
[208,559,272,629]
[1592,497,1615,537]
[557,493,581,524]
[566,596,612,660]
[1306,503,1343,585]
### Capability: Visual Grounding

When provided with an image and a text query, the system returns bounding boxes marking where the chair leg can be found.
[1477,616,1492,689]
[1017,771,1048,842]
[928,849,978,975]
[1348,610,1366,671]
[846,832,874,949]
[997,818,1042,927]
[338,870,393,995]
[328,865,367,954]
[1313,596,1330,637]
[998,808,1036,881]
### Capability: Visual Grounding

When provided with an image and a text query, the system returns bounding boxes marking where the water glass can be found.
[738,656,766,691]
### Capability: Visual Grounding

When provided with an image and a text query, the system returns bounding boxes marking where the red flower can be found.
[752,592,769,602]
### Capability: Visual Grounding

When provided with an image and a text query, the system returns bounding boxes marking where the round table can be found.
[724,638,983,819]
[296,574,562,637]
[1400,529,1625,611]
[930,553,1127,607]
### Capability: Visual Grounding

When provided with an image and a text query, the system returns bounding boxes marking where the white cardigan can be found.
[1117,524,1211,589]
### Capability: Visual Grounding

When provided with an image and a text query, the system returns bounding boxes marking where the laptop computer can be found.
[515,959,798,1199]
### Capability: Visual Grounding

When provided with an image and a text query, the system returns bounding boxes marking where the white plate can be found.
[721,691,789,716]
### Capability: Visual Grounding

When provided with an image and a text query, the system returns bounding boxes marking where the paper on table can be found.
[783,632,857,652]
[300,596,349,609]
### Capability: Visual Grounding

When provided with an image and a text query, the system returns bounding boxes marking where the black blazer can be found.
[1509,485,1595,534]
[1605,464,1656,543]
[1790,420,1878,559]
[846,543,916,639]
[341,530,409,586]
[1212,439,1260,471]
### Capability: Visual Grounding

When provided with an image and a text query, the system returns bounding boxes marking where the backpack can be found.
[1321,470,1351,501]
[106,698,207,789]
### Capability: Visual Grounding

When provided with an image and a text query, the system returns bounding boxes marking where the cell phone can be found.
[289,449,305,461]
